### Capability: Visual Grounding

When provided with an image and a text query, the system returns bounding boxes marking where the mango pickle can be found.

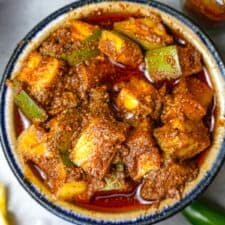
[98,30,143,67]
[57,181,87,200]
[70,20,99,41]
[114,18,173,50]
[8,12,212,213]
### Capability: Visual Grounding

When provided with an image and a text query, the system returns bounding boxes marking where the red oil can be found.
[85,13,134,29]
[14,106,25,137]
[75,189,149,213]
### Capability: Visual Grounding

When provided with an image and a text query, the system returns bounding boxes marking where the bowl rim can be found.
[0,0,225,224]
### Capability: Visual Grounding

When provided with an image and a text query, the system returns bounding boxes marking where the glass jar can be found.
[183,0,225,28]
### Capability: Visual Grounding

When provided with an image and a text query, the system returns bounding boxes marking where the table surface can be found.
[0,1,224,225]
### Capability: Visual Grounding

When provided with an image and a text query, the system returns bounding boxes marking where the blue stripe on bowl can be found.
[0,0,225,224]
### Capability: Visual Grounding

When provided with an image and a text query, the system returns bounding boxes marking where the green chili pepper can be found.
[11,80,48,123]
[182,200,225,225]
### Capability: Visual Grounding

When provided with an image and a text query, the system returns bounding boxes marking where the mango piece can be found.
[16,51,42,87]
[17,125,49,158]
[154,119,210,160]
[115,77,162,120]
[172,78,213,121]
[116,88,139,110]
[114,18,173,50]
[71,129,94,167]
[178,43,203,77]
[99,30,143,67]
[70,117,126,178]
[17,52,62,92]
[135,152,160,180]
[40,21,99,62]
[124,119,161,180]
[70,20,99,41]
[186,77,214,109]
[57,181,87,200]
[61,29,101,66]
[145,45,182,82]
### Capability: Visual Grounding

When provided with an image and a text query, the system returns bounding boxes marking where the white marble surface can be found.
[0,1,224,225]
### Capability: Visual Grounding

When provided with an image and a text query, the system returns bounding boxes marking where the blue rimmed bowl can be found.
[0,0,225,224]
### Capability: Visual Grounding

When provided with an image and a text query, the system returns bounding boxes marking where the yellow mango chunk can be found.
[70,20,98,41]
[154,119,210,160]
[17,52,41,81]
[71,130,94,166]
[71,117,125,178]
[114,77,161,120]
[99,30,143,67]
[57,181,87,200]
[116,88,139,110]
[135,152,159,180]
[17,51,62,93]
[102,30,124,50]
[17,125,48,157]
[114,18,173,50]
[24,51,42,71]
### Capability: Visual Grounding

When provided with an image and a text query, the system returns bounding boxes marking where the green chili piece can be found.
[182,200,225,225]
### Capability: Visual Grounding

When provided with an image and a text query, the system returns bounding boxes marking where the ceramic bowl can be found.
[0,1,225,224]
